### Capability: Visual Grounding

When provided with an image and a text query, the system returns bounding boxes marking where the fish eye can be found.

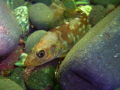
[36,50,45,58]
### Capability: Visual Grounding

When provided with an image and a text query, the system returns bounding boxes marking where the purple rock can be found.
[0,0,21,57]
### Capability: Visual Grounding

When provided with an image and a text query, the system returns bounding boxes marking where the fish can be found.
[15,6,91,68]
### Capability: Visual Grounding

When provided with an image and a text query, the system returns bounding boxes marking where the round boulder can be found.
[0,0,21,57]
[29,3,53,30]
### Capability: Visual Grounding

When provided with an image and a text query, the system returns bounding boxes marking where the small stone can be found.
[90,0,120,7]
[29,3,53,30]
[31,0,54,6]
[25,66,55,90]
[88,5,107,27]
[0,76,24,90]
[106,4,115,13]
[8,67,26,90]
[12,6,29,37]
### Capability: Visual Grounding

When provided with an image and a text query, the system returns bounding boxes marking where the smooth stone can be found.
[58,6,120,90]
[88,5,107,27]
[25,66,55,90]
[106,4,115,13]
[12,6,29,37]
[62,0,76,10]
[0,0,21,57]
[0,75,24,90]
[29,3,53,30]
[31,0,54,6]
[90,0,120,7]
[8,67,26,90]
[115,88,120,90]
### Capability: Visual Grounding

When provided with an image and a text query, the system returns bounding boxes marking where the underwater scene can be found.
[0,0,120,90]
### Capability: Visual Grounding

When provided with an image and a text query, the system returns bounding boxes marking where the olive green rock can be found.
[59,6,120,90]
[88,5,107,27]
[9,67,26,90]
[31,0,54,6]
[90,0,120,7]
[115,88,120,90]
[29,3,53,30]
[0,77,23,90]
[25,66,55,90]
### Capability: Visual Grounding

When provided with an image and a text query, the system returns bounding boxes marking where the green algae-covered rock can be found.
[115,88,120,90]
[106,4,115,13]
[58,6,120,90]
[9,67,26,90]
[31,0,54,6]
[0,75,24,90]
[0,0,21,57]
[88,5,107,27]
[25,66,55,90]
[25,30,47,53]
[63,0,76,10]
[13,6,29,37]
[90,0,120,7]
[29,3,53,30]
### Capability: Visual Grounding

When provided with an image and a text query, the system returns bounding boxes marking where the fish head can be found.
[24,32,61,67]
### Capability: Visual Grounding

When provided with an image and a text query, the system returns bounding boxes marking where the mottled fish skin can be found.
[24,10,89,67]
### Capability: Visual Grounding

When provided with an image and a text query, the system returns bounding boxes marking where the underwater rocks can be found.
[8,67,26,90]
[106,4,115,13]
[13,6,29,37]
[62,0,76,10]
[31,0,54,6]
[29,3,54,30]
[90,0,120,7]
[58,6,120,90]
[0,46,23,76]
[24,66,55,90]
[0,0,21,57]
[25,30,47,53]
[0,75,24,90]
[88,5,107,27]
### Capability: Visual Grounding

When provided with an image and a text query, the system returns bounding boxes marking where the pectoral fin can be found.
[15,53,28,67]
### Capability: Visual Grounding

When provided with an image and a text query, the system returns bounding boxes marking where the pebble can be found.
[90,0,120,7]
[29,3,54,30]
[88,5,107,27]
[12,6,29,37]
